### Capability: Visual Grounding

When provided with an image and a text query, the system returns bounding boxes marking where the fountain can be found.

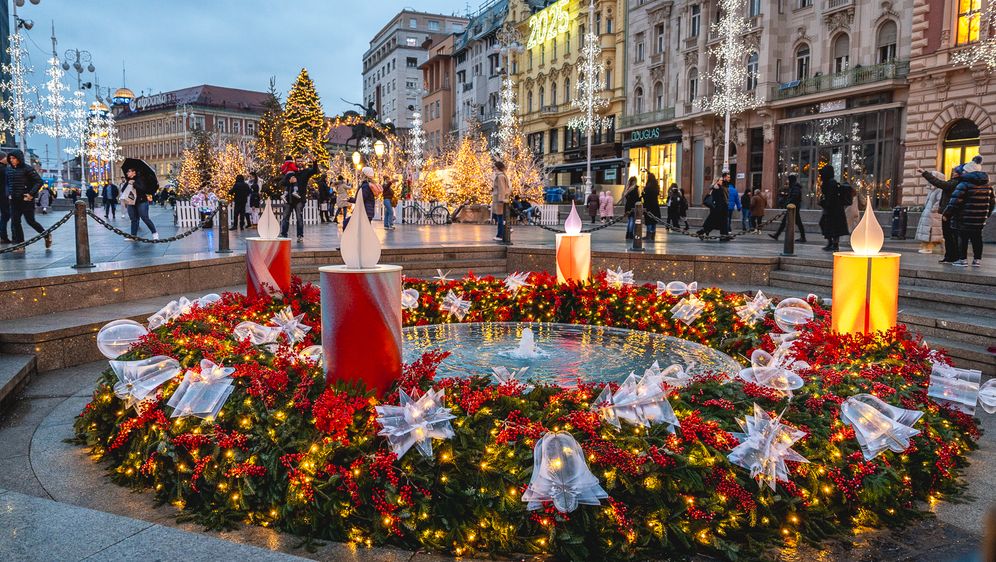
[402,322,739,387]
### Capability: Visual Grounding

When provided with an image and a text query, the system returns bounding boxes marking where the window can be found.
[655,24,665,54]
[746,52,759,90]
[634,86,644,114]
[580,24,586,47]
[955,0,982,45]
[605,69,612,90]
[942,118,981,179]
[428,20,440,31]
[407,57,418,68]
[551,81,558,105]
[595,12,601,35]
[407,78,418,89]
[565,30,571,53]
[539,86,545,108]
[528,49,533,70]
[877,21,898,62]
[690,5,701,37]
[552,37,558,59]
[606,16,613,33]
[832,34,850,73]
[541,44,545,65]
[798,0,812,7]
[688,67,699,100]
[409,18,417,28]
[406,37,418,47]
[748,0,761,17]
[527,89,533,113]
[549,129,559,152]
[795,44,811,79]
[636,33,646,62]
[654,81,664,110]
[564,77,571,102]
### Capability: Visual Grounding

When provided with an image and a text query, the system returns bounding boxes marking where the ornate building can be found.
[621,0,911,209]
[453,0,510,143]
[511,0,627,189]
[903,0,993,206]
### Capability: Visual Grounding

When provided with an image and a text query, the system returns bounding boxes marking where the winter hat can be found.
[963,155,983,173]
[362,166,375,179]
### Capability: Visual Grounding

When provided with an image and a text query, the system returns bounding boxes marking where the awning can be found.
[548,158,625,174]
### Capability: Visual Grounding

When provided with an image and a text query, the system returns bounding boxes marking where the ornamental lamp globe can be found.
[374,140,385,158]
[352,151,361,167]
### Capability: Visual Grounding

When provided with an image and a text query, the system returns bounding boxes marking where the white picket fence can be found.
[399,200,443,225]
[175,200,329,227]
[537,204,559,225]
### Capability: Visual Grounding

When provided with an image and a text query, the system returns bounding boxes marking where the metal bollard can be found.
[72,200,95,269]
[629,201,645,252]
[501,201,513,245]
[217,199,233,254]
[782,204,796,256]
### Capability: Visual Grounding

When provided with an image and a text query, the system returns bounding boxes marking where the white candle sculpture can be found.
[555,202,591,284]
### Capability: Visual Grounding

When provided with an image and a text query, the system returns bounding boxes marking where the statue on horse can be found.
[339,99,398,149]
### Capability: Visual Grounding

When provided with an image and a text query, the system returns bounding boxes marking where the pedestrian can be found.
[698,177,730,239]
[599,190,614,222]
[943,163,994,266]
[724,172,740,233]
[382,177,397,230]
[247,171,262,226]
[642,172,662,241]
[623,176,640,240]
[334,175,350,224]
[4,149,50,251]
[228,174,251,231]
[817,164,851,252]
[915,174,945,254]
[750,188,767,231]
[770,174,806,242]
[279,155,298,176]
[0,151,10,244]
[279,159,319,241]
[121,165,159,240]
[316,172,331,223]
[666,183,688,231]
[491,161,510,241]
[739,188,751,231]
[585,187,599,223]
[68,186,79,204]
[918,166,962,263]
[102,181,119,220]
[38,183,52,214]
[85,183,98,211]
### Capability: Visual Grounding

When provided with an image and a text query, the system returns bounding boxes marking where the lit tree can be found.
[419,155,448,203]
[283,68,329,167]
[212,143,249,193]
[0,32,36,151]
[494,24,523,159]
[568,0,609,190]
[254,77,286,184]
[503,133,544,203]
[951,3,996,70]
[38,56,70,180]
[176,128,215,197]
[704,0,762,174]
[408,110,426,198]
[447,133,494,207]
[64,90,88,183]
[87,111,121,184]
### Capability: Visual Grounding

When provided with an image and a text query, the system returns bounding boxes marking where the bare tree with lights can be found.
[951,3,996,71]
[704,0,761,174]
[0,32,36,152]
[568,0,610,191]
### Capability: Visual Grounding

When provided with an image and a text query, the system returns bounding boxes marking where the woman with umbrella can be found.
[120,158,159,240]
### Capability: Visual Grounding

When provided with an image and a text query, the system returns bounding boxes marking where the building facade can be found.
[362,10,468,132]
[512,0,627,189]
[421,34,458,152]
[453,0,510,143]
[621,0,912,209]
[903,0,993,205]
[113,85,269,178]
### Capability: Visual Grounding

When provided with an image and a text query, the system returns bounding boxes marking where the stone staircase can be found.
[769,257,996,375]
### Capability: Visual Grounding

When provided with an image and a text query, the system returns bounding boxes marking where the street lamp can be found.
[351,150,362,190]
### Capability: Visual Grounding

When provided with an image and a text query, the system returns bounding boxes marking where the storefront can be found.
[777,95,902,210]
[623,126,682,192]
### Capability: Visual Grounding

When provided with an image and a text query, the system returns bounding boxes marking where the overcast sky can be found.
[14,0,467,161]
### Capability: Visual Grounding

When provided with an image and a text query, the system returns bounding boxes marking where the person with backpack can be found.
[943,163,994,266]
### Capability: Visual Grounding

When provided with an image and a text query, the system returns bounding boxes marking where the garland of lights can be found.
[39,56,71,178]
[568,1,610,189]
[73,274,979,561]
[0,32,36,150]
[951,4,996,71]
[407,111,426,198]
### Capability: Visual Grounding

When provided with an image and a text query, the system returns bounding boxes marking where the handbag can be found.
[703,194,714,209]
[119,184,137,206]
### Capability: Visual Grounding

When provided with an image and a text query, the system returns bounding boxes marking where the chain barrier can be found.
[527,213,627,234]
[646,210,787,241]
[86,207,220,244]
[0,210,74,254]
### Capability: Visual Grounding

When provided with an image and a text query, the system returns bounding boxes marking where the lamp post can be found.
[63,48,94,188]
[351,150,362,193]
[373,139,385,180]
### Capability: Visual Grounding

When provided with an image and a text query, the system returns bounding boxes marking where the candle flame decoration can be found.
[258,200,280,239]
[850,196,883,256]
[341,188,381,269]
[564,201,583,235]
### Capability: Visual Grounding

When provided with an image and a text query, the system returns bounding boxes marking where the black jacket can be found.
[786,180,803,208]
[128,176,158,202]
[102,183,119,201]
[229,179,251,206]
[623,184,640,215]
[0,165,7,204]
[281,162,319,204]
[818,166,851,238]
[4,149,43,200]
[921,170,960,210]
[944,171,995,231]
[642,178,661,224]
[248,179,262,207]
[315,176,331,203]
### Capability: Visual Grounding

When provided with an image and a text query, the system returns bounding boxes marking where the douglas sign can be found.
[629,127,661,143]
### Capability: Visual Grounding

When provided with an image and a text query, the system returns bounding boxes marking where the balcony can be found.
[771,60,910,102]
[619,107,675,129]
[683,36,699,50]
[650,52,665,67]
[540,105,560,115]
[824,0,853,12]
[462,82,473,92]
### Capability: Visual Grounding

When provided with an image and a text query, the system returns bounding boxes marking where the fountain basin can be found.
[402,322,740,387]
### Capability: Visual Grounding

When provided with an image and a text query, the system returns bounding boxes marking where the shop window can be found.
[654,81,664,111]
[832,34,850,73]
[942,119,980,179]
[957,0,982,46]
[877,21,898,62]
[634,86,644,114]
[746,52,759,90]
[795,44,811,79]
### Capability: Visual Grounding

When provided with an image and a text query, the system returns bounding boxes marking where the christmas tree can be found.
[212,143,249,193]
[254,77,286,187]
[503,133,544,203]
[283,68,329,168]
[176,129,215,197]
[447,133,493,207]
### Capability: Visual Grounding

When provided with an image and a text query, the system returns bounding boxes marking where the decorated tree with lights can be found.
[254,77,286,185]
[283,68,329,168]
[0,32,36,151]
[704,0,762,174]
[419,155,448,203]
[38,56,70,180]
[64,90,89,183]
[176,128,216,197]
[951,3,996,70]
[212,143,250,193]
[568,0,610,190]
[407,111,427,199]
[87,111,121,183]
[503,133,544,203]
[447,133,494,207]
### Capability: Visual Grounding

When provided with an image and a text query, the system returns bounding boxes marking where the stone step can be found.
[0,354,36,416]
[777,257,996,295]
[919,335,996,375]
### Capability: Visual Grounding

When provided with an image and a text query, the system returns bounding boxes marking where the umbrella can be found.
[121,158,157,183]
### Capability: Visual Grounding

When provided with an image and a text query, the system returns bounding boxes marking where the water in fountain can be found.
[402,322,740,387]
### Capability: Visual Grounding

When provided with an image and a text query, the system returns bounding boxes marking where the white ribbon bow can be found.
[522,432,608,513]
[606,267,635,288]
[735,291,773,325]
[166,359,236,419]
[656,280,698,296]
[840,394,922,460]
[441,290,471,321]
[147,294,222,330]
[110,356,181,410]
[375,388,456,459]
[503,272,531,295]
[592,368,680,431]
[737,348,807,396]
[670,295,706,325]
[270,306,312,344]
[401,288,420,309]
[727,404,809,490]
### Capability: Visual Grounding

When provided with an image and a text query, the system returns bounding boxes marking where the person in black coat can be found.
[4,149,49,249]
[247,171,262,225]
[315,174,332,223]
[228,175,251,230]
[623,176,640,240]
[943,169,994,266]
[666,183,688,231]
[642,172,662,240]
[697,178,730,239]
[85,184,98,211]
[817,164,851,251]
[770,174,807,242]
[919,166,963,263]
[102,181,119,219]
[0,151,10,243]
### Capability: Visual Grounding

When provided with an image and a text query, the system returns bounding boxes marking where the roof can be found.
[117,85,271,118]
[453,0,508,54]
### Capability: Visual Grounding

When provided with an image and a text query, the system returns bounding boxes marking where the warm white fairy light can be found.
[38,56,70,179]
[65,90,88,158]
[0,32,37,151]
[951,5,996,70]
[494,76,518,158]
[704,0,762,173]
[408,110,426,199]
[568,0,610,189]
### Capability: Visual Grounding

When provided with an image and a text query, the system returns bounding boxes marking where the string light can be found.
[568,0,610,190]
[0,32,36,151]
[951,4,996,70]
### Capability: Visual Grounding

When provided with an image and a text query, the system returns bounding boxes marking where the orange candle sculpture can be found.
[555,202,591,284]
[832,197,901,335]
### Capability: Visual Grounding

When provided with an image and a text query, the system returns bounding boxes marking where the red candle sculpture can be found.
[246,201,291,299]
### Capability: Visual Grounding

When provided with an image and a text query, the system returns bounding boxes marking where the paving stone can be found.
[85,523,306,561]
[0,455,47,499]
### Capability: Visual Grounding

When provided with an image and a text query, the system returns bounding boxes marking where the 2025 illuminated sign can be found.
[526,0,572,50]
